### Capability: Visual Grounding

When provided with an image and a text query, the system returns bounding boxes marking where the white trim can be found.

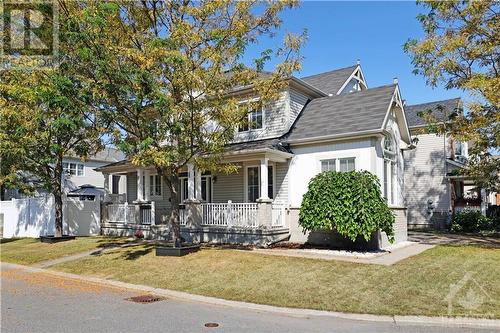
[318,156,357,173]
[287,129,383,145]
[236,98,265,134]
[336,65,368,95]
[243,163,276,202]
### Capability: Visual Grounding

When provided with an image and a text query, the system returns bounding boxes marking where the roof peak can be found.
[300,64,358,80]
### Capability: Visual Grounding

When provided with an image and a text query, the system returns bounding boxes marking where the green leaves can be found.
[299,171,395,243]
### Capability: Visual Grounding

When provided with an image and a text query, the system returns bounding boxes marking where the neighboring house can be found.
[403,99,491,229]
[2,148,124,200]
[63,148,125,193]
[96,63,411,248]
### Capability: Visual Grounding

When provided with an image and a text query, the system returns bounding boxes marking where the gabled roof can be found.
[300,65,358,95]
[404,98,461,128]
[286,84,398,143]
[65,147,125,163]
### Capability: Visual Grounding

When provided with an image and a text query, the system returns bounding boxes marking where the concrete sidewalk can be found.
[2,261,499,330]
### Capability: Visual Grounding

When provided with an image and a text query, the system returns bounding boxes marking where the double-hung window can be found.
[149,175,162,196]
[246,166,273,202]
[238,107,263,132]
[63,162,84,176]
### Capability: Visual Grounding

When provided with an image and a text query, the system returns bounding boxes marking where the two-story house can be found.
[404,99,491,229]
[2,148,124,200]
[96,63,411,249]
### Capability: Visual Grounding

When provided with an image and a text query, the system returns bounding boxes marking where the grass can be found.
[0,237,129,265]
[52,243,500,318]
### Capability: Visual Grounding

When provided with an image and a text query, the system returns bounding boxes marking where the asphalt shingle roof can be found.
[300,65,357,95]
[287,84,396,142]
[404,98,461,128]
[225,138,290,154]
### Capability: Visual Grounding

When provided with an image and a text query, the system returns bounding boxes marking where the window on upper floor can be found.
[63,162,84,176]
[238,107,263,132]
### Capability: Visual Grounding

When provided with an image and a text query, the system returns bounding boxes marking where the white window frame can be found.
[149,174,162,197]
[243,163,276,202]
[179,175,212,202]
[63,162,85,177]
[236,98,265,133]
[319,156,357,173]
[200,175,213,203]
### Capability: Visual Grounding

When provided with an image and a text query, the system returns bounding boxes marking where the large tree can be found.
[0,44,102,237]
[63,0,305,244]
[404,0,499,190]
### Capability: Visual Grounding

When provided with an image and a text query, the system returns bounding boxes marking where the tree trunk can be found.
[53,158,64,238]
[166,173,181,246]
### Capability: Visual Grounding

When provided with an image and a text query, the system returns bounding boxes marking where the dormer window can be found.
[238,107,263,132]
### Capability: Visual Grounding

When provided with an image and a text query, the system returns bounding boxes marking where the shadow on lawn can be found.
[117,243,157,260]
[0,238,25,244]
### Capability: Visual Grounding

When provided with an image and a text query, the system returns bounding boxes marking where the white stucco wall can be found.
[288,139,375,208]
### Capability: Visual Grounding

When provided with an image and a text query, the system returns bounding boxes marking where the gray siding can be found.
[233,91,288,143]
[288,87,309,129]
[126,172,137,203]
[274,162,288,203]
[212,169,244,203]
[404,132,450,228]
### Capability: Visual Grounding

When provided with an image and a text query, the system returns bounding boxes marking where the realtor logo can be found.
[445,272,493,315]
[1,0,59,69]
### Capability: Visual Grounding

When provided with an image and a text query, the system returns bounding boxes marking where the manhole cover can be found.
[126,295,164,303]
[204,323,219,328]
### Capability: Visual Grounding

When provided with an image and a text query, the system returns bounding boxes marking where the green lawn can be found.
[52,243,500,318]
[0,237,128,265]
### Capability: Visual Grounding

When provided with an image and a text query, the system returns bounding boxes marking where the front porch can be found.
[97,148,292,244]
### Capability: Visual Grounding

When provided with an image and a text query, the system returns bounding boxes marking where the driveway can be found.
[1,263,497,333]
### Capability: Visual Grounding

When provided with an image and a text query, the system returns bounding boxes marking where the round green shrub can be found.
[299,170,395,242]
[451,209,496,233]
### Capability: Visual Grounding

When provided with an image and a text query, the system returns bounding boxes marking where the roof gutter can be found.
[286,129,383,146]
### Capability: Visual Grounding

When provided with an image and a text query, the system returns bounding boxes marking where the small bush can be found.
[299,170,395,242]
[134,229,144,239]
[450,210,497,233]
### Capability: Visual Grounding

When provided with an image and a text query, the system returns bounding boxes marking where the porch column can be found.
[259,158,270,201]
[187,163,195,201]
[195,168,202,201]
[480,188,487,216]
[103,173,110,194]
[144,169,151,201]
[137,169,144,202]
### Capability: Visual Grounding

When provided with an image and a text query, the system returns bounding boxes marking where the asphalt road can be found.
[1,263,497,333]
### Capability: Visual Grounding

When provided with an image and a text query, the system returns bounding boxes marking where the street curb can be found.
[2,262,499,329]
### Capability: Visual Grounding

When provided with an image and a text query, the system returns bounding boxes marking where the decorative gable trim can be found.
[336,65,368,95]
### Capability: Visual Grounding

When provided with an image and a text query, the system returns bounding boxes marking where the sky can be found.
[244,1,466,106]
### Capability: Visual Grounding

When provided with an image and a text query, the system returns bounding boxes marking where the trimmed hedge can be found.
[299,171,395,242]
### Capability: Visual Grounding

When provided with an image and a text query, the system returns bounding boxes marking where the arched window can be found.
[382,131,398,205]
[383,132,396,161]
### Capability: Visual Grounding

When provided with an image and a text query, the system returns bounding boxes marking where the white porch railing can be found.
[271,203,286,228]
[201,202,258,228]
[105,202,154,225]
[179,207,187,226]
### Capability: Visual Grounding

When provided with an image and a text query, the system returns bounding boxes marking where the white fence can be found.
[201,203,258,228]
[104,202,154,225]
[271,204,286,228]
[0,195,100,238]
